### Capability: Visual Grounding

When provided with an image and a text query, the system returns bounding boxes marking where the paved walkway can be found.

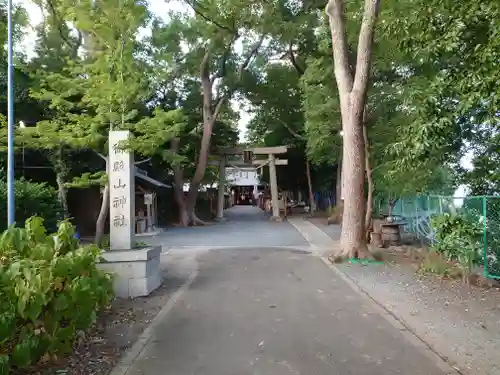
[147,206,308,249]
[120,210,453,375]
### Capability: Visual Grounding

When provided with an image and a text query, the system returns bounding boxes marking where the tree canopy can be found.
[0,0,497,246]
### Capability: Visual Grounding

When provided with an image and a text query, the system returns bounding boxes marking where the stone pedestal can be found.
[98,246,162,299]
[269,215,283,222]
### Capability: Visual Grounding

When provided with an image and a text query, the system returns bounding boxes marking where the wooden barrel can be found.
[381,224,401,245]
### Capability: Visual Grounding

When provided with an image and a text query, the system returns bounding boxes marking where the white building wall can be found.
[226,167,261,186]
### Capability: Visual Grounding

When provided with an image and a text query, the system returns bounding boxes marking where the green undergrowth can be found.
[428,213,482,281]
[0,217,114,374]
[418,250,462,279]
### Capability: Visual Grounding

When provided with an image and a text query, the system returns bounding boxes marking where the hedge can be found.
[0,217,113,374]
[0,176,61,232]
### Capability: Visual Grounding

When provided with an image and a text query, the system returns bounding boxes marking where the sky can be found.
[15,0,252,141]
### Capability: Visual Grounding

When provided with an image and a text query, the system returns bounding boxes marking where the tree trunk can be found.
[175,190,189,227]
[326,0,380,259]
[48,148,69,219]
[171,139,190,227]
[182,39,263,221]
[339,107,368,258]
[363,121,374,239]
[95,158,109,246]
[56,172,69,219]
[170,138,206,227]
[305,159,315,213]
[184,119,211,224]
[177,197,206,227]
[95,184,109,246]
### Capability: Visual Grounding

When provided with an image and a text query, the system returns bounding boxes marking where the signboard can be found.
[109,131,135,250]
[144,193,153,205]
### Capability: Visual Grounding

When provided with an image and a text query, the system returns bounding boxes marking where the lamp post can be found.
[7,0,15,226]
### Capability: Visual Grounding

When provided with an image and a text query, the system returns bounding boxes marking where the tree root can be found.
[328,244,376,264]
[190,213,207,226]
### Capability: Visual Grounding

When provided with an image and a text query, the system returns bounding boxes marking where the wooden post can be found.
[152,193,157,228]
[268,154,280,220]
[284,195,287,217]
[144,193,153,232]
[216,156,226,220]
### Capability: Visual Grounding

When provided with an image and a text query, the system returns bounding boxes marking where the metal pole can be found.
[7,0,15,226]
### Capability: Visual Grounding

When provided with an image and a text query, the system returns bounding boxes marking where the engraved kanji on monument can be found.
[109,130,135,250]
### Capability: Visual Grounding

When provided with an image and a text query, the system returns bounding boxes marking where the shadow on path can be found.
[149,206,308,248]
[127,248,447,375]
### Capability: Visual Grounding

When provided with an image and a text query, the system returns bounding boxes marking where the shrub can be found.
[0,175,61,232]
[0,217,113,374]
[430,212,482,280]
[418,250,461,279]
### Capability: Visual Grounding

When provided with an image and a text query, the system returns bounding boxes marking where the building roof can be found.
[135,167,171,188]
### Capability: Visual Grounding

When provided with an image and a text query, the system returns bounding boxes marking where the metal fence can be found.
[375,195,500,280]
[314,191,335,211]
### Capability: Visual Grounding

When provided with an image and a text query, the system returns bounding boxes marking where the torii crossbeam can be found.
[211,146,288,221]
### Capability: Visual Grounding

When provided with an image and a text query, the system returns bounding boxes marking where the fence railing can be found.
[375,195,500,280]
[314,191,336,211]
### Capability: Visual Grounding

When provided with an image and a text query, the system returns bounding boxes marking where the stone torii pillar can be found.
[268,154,280,220]
[212,146,288,221]
[216,156,226,221]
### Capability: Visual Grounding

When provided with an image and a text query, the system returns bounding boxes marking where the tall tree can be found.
[325,0,381,258]
[20,3,84,217]
[387,0,499,194]
[27,0,185,244]
[150,0,268,226]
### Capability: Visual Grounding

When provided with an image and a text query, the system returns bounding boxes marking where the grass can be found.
[418,251,462,279]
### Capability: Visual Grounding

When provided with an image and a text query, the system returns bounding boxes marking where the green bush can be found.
[431,212,482,280]
[0,217,113,374]
[0,176,61,232]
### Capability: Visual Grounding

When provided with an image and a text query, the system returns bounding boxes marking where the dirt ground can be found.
[305,217,500,375]
[335,244,500,375]
[17,269,183,375]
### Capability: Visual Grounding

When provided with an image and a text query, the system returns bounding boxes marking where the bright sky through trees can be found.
[15,0,252,141]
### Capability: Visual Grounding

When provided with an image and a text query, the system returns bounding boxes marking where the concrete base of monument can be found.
[269,215,284,222]
[98,246,162,299]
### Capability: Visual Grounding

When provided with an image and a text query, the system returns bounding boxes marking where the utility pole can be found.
[7,0,15,226]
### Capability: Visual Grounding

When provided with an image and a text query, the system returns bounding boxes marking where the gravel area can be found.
[335,262,500,375]
[306,217,500,375]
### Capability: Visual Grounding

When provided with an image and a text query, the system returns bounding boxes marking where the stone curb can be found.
[108,264,199,375]
[288,216,460,375]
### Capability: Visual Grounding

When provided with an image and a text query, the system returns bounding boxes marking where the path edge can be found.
[109,265,198,375]
[289,216,460,375]
[321,257,460,375]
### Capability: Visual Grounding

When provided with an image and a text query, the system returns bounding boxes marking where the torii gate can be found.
[211,146,288,221]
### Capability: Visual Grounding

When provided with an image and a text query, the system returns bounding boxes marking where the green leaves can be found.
[431,212,483,277]
[0,176,61,233]
[0,217,114,373]
[383,0,500,189]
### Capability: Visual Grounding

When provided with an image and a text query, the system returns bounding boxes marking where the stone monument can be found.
[109,130,135,249]
[98,130,162,299]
